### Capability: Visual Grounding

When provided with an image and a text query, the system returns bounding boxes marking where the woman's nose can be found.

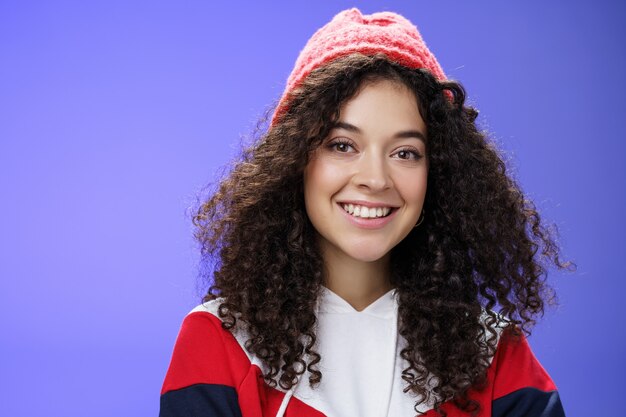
[351,152,392,191]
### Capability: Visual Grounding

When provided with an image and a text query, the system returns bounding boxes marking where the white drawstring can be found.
[275,388,295,417]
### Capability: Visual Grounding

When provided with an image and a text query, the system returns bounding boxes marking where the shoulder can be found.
[460,327,565,417]
[490,329,559,394]
[478,310,559,392]
[177,299,244,357]
[185,298,248,337]
[188,298,224,316]
[160,300,283,417]
[187,299,256,359]
[432,319,565,416]
[160,299,254,395]
[487,329,565,416]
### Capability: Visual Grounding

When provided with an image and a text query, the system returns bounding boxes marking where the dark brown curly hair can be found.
[192,53,572,416]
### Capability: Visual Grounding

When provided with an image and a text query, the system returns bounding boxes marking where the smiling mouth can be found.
[340,203,394,219]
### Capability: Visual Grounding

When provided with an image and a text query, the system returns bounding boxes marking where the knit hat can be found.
[270,7,447,127]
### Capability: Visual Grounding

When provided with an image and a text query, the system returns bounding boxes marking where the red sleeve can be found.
[159,310,327,417]
[161,311,251,394]
[490,329,558,398]
[159,311,255,417]
[431,329,565,417]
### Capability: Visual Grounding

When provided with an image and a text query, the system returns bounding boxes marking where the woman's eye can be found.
[329,140,355,153]
[395,149,422,160]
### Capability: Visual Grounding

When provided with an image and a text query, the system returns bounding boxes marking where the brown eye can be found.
[394,149,422,160]
[327,139,356,153]
[335,143,351,152]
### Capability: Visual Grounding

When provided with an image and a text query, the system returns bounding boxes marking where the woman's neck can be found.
[321,247,393,312]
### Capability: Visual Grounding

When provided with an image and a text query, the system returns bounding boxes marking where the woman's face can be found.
[303,79,428,264]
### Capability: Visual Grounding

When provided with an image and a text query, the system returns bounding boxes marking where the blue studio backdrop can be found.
[1,1,624,416]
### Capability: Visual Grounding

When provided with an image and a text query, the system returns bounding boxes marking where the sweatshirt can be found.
[159,286,565,417]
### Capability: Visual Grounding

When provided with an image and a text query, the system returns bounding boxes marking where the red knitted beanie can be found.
[270,7,447,127]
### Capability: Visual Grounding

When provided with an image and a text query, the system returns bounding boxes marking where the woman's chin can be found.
[341,246,392,264]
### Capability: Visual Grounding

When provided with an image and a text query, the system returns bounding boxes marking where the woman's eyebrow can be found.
[331,121,426,143]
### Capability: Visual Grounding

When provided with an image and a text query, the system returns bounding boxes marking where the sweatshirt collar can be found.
[318,285,398,318]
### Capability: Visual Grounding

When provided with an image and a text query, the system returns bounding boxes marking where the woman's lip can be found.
[337,200,399,209]
[336,203,399,229]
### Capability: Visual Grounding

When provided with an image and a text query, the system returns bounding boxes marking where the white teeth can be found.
[341,204,393,219]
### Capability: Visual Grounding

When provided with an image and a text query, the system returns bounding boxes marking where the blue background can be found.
[1,1,624,416]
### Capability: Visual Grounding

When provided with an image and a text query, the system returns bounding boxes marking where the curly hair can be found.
[191,53,572,416]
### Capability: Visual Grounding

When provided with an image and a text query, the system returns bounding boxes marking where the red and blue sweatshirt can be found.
[160,286,565,417]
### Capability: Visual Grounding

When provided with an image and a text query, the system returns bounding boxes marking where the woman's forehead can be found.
[334,80,426,136]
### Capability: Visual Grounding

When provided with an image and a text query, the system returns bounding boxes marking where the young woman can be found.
[160,8,571,417]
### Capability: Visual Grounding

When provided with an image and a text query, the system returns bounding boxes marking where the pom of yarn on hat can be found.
[270,7,447,127]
